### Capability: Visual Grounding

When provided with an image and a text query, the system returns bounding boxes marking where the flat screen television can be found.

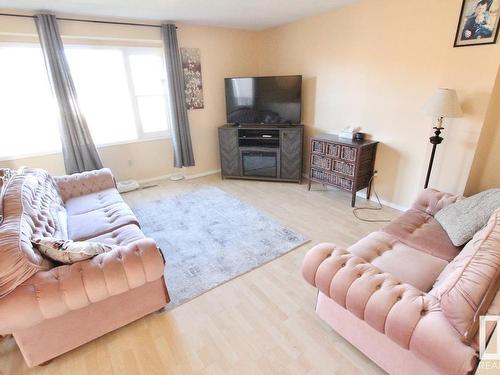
[225,75,302,125]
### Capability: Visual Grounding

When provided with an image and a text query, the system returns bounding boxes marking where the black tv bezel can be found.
[224,75,302,125]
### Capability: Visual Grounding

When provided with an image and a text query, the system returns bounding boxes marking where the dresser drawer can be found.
[332,160,355,176]
[341,146,357,161]
[310,168,354,192]
[325,143,341,158]
[311,140,325,154]
[337,176,354,191]
[310,168,326,182]
[311,154,332,170]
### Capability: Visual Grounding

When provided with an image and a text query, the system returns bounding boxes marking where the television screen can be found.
[225,75,302,125]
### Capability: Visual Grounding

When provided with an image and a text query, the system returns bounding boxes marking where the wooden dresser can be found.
[307,134,378,207]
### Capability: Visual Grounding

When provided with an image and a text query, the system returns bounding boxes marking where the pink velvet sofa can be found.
[0,167,169,367]
[302,189,500,375]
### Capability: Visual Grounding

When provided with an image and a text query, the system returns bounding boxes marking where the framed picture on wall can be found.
[454,0,500,47]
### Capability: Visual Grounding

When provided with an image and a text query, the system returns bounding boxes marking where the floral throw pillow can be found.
[32,238,114,264]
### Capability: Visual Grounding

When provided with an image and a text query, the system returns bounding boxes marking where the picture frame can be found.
[454,0,500,47]
[180,48,204,110]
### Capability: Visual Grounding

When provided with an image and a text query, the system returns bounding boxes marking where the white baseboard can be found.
[303,173,407,212]
[186,169,221,180]
[136,169,221,186]
[355,191,408,212]
[137,174,173,185]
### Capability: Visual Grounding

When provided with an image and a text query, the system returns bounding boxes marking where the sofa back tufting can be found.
[0,168,67,297]
[432,207,500,339]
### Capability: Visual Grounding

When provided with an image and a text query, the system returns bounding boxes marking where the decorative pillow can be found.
[32,238,113,264]
[435,189,500,246]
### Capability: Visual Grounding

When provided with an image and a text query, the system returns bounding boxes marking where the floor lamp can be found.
[422,88,463,189]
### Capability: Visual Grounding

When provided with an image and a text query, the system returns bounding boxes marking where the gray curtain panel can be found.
[35,13,103,175]
[161,24,195,168]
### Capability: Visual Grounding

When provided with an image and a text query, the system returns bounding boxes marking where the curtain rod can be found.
[0,12,169,28]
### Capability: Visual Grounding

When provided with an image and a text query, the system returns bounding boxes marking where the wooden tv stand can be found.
[218,124,304,183]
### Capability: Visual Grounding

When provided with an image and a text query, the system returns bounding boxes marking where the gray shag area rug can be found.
[132,187,308,308]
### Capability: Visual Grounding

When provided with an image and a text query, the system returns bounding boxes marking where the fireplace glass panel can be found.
[241,151,278,178]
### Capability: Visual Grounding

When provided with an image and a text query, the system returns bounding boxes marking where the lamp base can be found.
[424,127,445,189]
[430,126,444,145]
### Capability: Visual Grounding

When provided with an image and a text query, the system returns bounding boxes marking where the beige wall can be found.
[1,138,173,181]
[257,0,500,207]
[0,14,259,181]
[465,66,500,195]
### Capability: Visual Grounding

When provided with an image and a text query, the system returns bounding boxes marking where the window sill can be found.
[0,135,171,162]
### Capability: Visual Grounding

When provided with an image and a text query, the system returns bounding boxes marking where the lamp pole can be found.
[424,117,444,189]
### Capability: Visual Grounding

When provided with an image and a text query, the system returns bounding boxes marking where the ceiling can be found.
[0,0,358,30]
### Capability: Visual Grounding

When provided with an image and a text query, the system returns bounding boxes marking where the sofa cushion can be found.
[65,188,124,216]
[433,208,500,336]
[382,208,459,262]
[0,168,65,297]
[435,188,500,246]
[87,224,145,247]
[68,202,139,241]
[347,231,448,292]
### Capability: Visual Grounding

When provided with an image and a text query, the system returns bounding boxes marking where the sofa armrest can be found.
[410,309,478,374]
[410,188,461,216]
[0,239,165,334]
[302,243,437,348]
[53,168,117,202]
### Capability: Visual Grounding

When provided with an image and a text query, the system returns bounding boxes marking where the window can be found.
[0,44,170,159]
[66,46,171,144]
[65,46,171,144]
[0,45,61,158]
[65,48,137,145]
[128,52,170,134]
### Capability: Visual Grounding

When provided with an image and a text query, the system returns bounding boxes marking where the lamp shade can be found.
[422,88,463,118]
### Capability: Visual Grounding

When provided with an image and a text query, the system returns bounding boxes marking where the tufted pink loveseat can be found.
[0,168,169,367]
[302,189,500,375]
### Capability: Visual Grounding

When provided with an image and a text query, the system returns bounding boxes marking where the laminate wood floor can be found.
[0,175,400,375]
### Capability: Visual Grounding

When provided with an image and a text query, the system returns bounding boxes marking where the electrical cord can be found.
[352,173,392,223]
